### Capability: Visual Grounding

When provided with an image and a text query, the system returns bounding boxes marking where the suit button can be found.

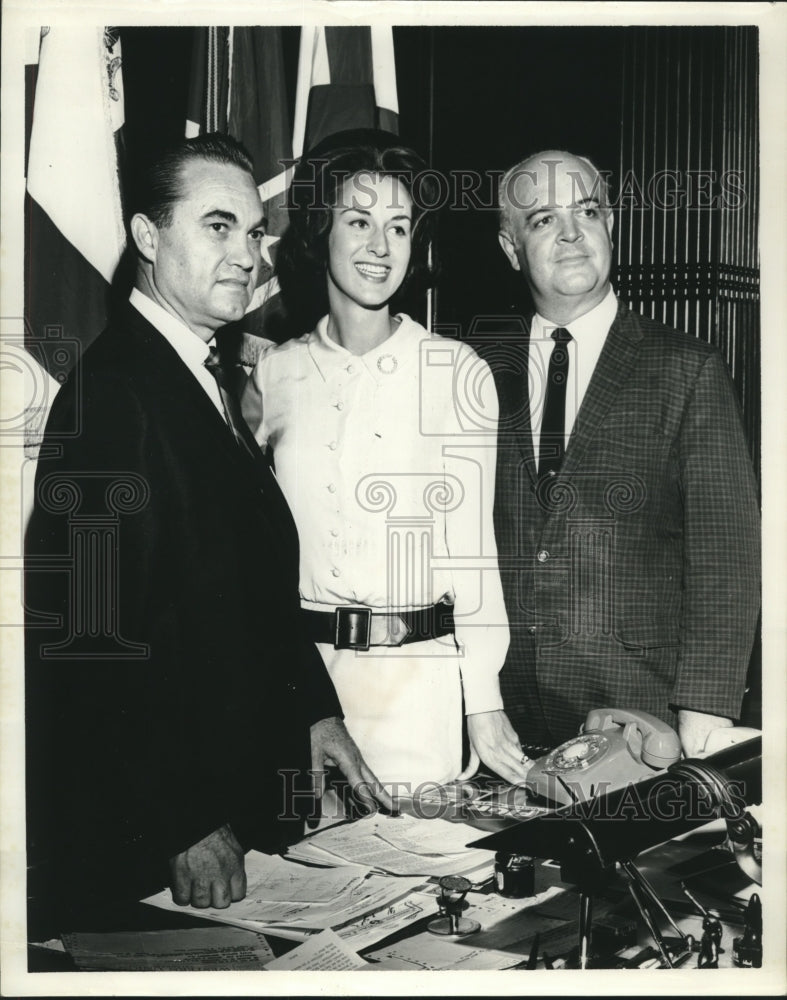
[536,550,550,562]
[528,626,537,635]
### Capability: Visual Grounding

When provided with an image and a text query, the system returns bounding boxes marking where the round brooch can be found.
[377,354,398,375]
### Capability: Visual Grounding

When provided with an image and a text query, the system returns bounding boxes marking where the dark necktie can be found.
[204,348,264,464]
[538,327,573,477]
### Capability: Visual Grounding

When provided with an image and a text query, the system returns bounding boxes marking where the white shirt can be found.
[528,286,618,466]
[252,313,509,715]
[129,287,226,420]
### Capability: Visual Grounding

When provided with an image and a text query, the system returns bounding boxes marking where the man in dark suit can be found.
[25,133,389,933]
[491,150,760,756]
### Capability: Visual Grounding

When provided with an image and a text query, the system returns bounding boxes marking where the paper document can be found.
[287,813,495,878]
[464,884,564,921]
[373,814,487,855]
[366,932,523,970]
[264,929,367,971]
[241,852,370,902]
[266,874,426,937]
[335,889,435,951]
[143,851,370,929]
[143,852,426,949]
[61,927,274,971]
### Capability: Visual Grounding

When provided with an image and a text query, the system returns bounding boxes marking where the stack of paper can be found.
[287,813,496,882]
[61,927,274,971]
[143,851,432,950]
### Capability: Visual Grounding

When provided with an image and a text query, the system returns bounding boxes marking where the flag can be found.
[292,26,399,159]
[186,26,294,344]
[24,25,126,451]
[187,25,399,345]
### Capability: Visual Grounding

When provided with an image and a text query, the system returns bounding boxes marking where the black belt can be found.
[301,602,455,651]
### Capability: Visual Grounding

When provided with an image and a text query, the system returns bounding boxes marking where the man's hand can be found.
[310,716,394,814]
[169,823,246,909]
[461,710,534,785]
[678,709,733,758]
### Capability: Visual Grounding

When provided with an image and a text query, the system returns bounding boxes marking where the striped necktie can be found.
[204,348,262,463]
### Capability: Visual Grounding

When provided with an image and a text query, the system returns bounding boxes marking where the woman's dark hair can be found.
[277,130,439,332]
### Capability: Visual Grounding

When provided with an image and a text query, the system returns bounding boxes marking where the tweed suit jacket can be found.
[25,302,341,925]
[490,299,760,746]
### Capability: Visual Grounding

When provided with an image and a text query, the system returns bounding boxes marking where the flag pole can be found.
[426,26,436,335]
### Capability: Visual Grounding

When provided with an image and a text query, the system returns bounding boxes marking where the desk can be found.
[27,818,759,973]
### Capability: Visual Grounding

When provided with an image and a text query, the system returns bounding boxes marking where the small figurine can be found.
[697,913,724,968]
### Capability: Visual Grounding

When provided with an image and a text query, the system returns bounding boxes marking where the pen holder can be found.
[427,875,481,936]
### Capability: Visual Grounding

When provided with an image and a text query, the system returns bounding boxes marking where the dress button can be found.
[346,364,355,374]
[536,550,550,562]
[330,529,339,537]
[331,568,340,577]
[327,483,337,494]
[328,440,338,450]
[333,400,344,410]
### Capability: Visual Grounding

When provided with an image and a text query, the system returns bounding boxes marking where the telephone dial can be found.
[526,707,682,808]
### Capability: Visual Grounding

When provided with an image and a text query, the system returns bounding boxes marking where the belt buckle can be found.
[334,606,372,651]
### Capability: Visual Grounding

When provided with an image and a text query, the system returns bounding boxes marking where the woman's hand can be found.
[462,710,534,785]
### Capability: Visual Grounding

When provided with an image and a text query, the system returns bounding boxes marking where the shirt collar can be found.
[307,313,418,382]
[532,286,618,343]
[129,288,214,371]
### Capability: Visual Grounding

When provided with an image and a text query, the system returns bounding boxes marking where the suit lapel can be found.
[560,301,644,479]
[121,306,258,465]
[496,321,539,487]
[118,306,298,558]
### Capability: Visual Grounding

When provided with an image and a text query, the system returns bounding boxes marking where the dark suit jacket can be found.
[25,302,340,926]
[489,300,760,745]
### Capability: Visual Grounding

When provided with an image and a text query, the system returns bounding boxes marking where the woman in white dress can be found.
[244,132,529,798]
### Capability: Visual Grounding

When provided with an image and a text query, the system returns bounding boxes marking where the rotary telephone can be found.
[526,707,682,808]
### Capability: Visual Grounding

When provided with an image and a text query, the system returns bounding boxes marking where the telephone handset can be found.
[526,707,681,808]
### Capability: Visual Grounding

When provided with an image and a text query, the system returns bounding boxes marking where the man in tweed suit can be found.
[492,150,760,756]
